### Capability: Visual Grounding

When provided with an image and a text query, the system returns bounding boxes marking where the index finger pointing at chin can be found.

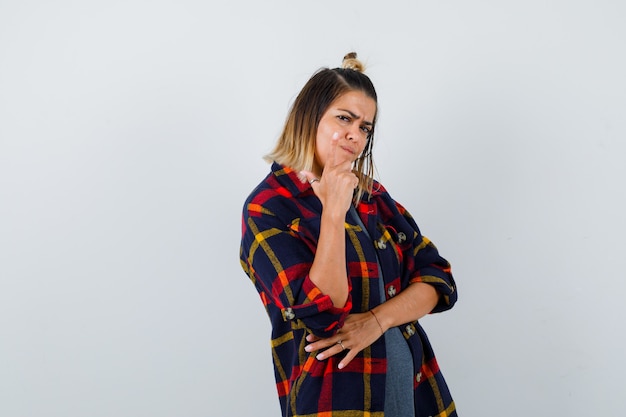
[329,133,354,169]
[328,132,340,166]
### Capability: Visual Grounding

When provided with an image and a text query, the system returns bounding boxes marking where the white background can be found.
[1,1,625,416]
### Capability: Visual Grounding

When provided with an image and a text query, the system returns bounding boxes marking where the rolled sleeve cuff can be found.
[410,268,457,313]
[280,275,352,338]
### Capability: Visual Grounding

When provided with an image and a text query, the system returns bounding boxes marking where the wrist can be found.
[369,310,385,336]
[321,209,347,224]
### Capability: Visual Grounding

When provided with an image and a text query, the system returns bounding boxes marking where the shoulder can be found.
[365,179,414,219]
[243,175,288,217]
[370,178,388,196]
[243,169,319,223]
[367,179,397,209]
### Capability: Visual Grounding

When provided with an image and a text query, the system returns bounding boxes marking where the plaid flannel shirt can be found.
[240,163,458,417]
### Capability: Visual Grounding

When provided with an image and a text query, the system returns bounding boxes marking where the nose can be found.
[346,124,360,142]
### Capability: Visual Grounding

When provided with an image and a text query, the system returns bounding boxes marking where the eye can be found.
[360,125,372,134]
[337,115,350,122]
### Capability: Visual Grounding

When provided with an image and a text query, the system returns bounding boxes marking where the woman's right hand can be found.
[301,133,359,217]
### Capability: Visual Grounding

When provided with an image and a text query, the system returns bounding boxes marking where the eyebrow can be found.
[338,108,373,126]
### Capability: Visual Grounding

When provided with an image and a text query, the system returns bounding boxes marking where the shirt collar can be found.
[271,162,311,197]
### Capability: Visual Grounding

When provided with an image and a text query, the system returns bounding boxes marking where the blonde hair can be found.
[265,52,378,201]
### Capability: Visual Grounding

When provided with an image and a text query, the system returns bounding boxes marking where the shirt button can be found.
[397,232,406,243]
[415,372,422,383]
[387,285,396,298]
[375,239,386,250]
[284,308,295,320]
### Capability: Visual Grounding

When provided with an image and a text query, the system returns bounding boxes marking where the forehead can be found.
[329,91,377,121]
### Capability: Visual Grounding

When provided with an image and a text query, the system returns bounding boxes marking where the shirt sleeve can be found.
[395,200,458,314]
[240,198,351,338]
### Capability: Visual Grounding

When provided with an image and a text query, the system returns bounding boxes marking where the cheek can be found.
[314,136,327,165]
[315,123,332,155]
[317,120,333,138]
[359,139,368,152]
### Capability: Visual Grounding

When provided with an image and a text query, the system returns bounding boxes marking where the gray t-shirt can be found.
[349,206,415,417]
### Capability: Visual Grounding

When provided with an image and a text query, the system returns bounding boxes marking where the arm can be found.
[305,282,439,369]
[241,137,361,337]
[371,282,439,331]
[302,136,360,308]
[240,194,353,338]
[307,208,350,308]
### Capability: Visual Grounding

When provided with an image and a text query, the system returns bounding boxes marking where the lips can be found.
[340,145,355,155]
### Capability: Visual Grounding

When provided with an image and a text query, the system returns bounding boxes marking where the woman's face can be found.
[314,90,376,174]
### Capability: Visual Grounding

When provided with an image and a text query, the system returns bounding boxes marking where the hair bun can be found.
[342,52,365,72]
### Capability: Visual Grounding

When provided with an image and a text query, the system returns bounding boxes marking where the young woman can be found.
[240,53,458,417]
